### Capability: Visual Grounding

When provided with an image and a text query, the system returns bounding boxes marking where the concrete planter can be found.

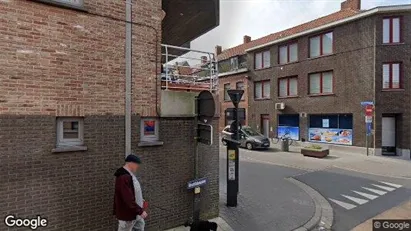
[301,148,329,158]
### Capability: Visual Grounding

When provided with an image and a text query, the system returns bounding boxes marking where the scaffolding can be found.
[161,44,218,92]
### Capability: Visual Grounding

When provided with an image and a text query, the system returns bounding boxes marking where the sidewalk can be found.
[164,217,234,231]
[351,200,411,231]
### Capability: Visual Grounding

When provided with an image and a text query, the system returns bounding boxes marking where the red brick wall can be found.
[218,73,249,131]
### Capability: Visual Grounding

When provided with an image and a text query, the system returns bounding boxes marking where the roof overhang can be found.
[162,0,220,47]
[246,4,411,52]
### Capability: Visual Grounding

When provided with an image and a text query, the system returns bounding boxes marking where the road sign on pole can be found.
[361,101,374,156]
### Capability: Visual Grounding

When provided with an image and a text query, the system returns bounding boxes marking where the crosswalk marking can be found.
[379,181,403,189]
[352,190,378,200]
[372,184,396,192]
[329,198,357,210]
[362,187,387,195]
[342,194,368,205]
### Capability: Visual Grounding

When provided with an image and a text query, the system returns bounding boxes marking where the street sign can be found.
[365,116,373,123]
[227,90,244,108]
[366,123,372,136]
[187,178,208,190]
[365,105,373,117]
[197,91,215,124]
[361,101,374,106]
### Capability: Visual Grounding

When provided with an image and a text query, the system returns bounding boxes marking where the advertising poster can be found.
[277,126,299,140]
[309,128,352,145]
[144,120,156,135]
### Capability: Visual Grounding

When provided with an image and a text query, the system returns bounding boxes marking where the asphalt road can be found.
[219,147,315,231]
[219,145,411,231]
[295,168,411,231]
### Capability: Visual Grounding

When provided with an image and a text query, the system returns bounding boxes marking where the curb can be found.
[163,217,234,231]
[287,178,334,231]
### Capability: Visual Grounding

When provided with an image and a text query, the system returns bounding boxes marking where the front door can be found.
[261,115,270,138]
[382,116,396,155]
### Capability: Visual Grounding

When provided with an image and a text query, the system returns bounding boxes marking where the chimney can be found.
[200,56,208,64]
[243,35,251,44]
[215,45,222,55]
[341,0,361,11]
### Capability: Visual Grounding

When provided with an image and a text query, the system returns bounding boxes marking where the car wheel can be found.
[222,139,227,146]
[246,142,253,150]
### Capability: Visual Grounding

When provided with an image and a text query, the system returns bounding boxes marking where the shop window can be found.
[308,114,353,145]
[140,118,159,142]
[278,114,300,140]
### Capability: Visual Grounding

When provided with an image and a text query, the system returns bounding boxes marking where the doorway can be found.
[261,114,270,138]
[382,116,396,155]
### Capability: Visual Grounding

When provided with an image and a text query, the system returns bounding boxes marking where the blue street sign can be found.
[361,101,374,106]
[187,177,208,189]
[366,123,372,136]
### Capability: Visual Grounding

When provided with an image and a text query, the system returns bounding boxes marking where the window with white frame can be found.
[309,71,333,95]
[56,117,84,147]
[224,83,231,101]
[383,17,401,44]
[383,62,402,89]
[230,57,239,70]
[279,77,298,97]
[279,42,298,64]
[309,32,333,58]
[255,50,270,69]
[140,118,159,142]
[236,81,245,100]
[254,80,270,99]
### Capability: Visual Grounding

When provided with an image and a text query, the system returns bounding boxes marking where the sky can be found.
[190,0,411,53]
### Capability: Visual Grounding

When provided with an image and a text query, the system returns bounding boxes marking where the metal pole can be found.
[193,97,200,222]
[125,0,132,156]
[165,45,169,90]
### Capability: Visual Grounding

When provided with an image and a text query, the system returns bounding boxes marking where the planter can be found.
[301,148,329,158]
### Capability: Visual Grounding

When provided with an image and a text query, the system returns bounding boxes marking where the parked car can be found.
[222,125,270,150]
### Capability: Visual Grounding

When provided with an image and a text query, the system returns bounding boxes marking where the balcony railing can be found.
[161,44,218,92]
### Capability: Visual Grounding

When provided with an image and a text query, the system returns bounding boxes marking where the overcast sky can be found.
[190,0,411,53]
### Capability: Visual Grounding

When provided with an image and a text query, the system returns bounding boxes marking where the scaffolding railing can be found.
[161,44,218,93]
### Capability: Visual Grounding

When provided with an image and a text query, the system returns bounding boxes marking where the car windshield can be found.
[242,127,261,136]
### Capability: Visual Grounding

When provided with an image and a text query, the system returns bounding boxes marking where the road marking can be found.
[371,184,396,192]
[379,181,403,189]
[352,190,378,200]
[341,194,369,205]
[362,187,387,195]
[329,198,357,210]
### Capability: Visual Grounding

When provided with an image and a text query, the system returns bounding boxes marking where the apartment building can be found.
[0,0,220,230]
[245,0,410,158]
[215,36,252,131]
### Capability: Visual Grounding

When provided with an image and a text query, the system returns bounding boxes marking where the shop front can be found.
[278,114,300,140]
[308,114,353,145]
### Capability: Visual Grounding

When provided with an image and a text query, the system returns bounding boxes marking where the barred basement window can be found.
[56,117,84,147]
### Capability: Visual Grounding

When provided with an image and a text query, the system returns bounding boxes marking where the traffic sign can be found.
[361,101,374,106]
[187,178,208,190]
[365,105,373,117]
[197,90,215,124]
[365,116,372,123]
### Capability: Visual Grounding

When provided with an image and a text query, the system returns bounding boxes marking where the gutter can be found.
[246,5,411,52]
[125,0,132,156]
[218,68,248,78]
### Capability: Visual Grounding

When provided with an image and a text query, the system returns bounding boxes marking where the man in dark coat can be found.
[114,154,147,231]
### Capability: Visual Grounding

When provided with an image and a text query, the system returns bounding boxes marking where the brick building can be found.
[244,0,410,158]
[0,0,220,230]
[215,36,252,131]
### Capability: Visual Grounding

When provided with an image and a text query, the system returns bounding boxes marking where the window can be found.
[140,118,159,142]
[309,114,352,129]
[383,63,402,89]
[254,80,270,99]
[309,71,333,95]
[34,0,84,9]
[255,50,270,69]
[279,42,298,64]
[57,117,84,147]
[236,81,245,100]
[383,17,401,44]
[309,32,333,58]
[278,77,298,97]
[224,83,231,101]
[230,57,239,70]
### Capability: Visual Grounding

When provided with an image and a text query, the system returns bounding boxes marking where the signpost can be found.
[361,102,374,156]
[226,89,244,207]
[191,91,215,222]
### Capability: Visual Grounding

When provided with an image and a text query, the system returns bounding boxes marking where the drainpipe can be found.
[372,17,376,155]
[125,0,132,156]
